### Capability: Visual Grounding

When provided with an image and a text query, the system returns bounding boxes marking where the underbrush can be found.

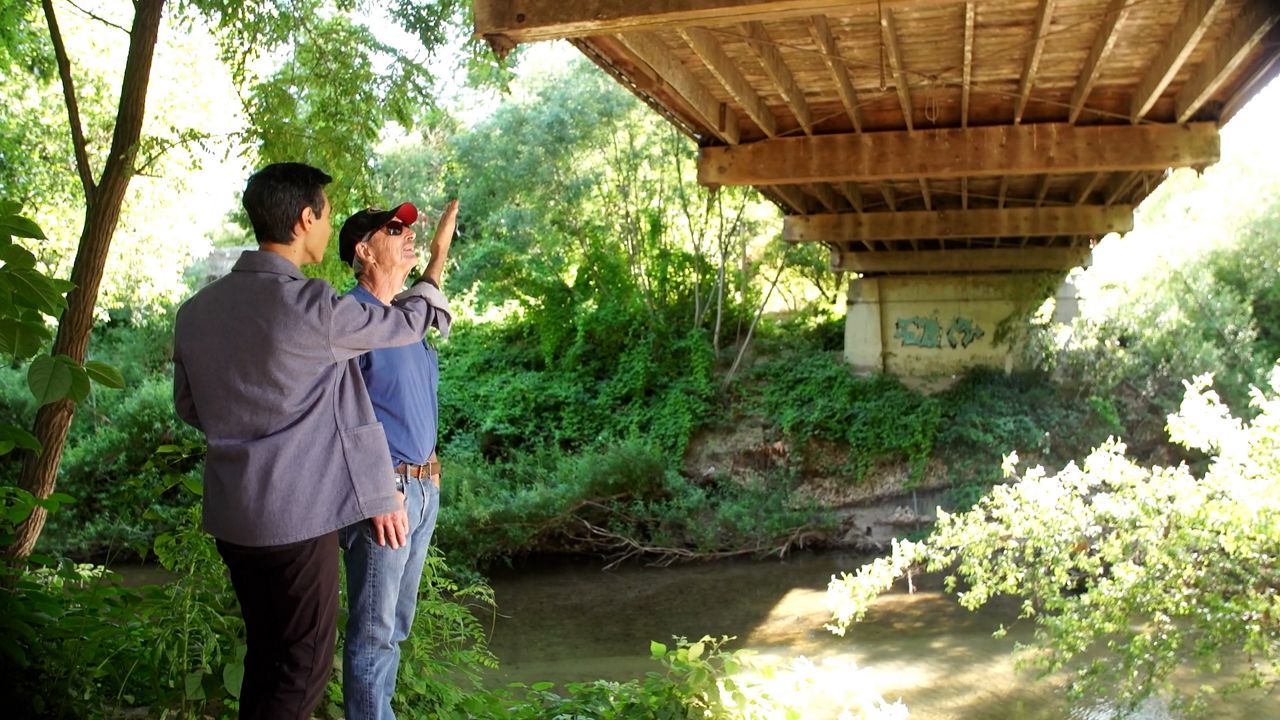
[438,441,833,570]
[744,334,1120,510]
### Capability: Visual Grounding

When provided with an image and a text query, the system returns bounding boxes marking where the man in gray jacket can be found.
[172,162,451,720]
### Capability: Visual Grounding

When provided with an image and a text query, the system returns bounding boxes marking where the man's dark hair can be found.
[242,163,333,245]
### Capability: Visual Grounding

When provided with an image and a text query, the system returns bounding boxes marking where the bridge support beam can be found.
[844,269,1084,383]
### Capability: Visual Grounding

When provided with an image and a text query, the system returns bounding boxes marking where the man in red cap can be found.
[336,199,458,719]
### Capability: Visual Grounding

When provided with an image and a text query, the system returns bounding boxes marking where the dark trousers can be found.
[217,532,339,720]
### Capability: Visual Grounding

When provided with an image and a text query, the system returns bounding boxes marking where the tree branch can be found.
[42,0,96,199]
[64,0,131,34]
[723,245,792,388]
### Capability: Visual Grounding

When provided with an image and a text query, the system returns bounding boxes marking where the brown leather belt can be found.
[395,461,440,480]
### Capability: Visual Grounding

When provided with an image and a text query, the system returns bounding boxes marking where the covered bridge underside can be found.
[475,0,1280,376]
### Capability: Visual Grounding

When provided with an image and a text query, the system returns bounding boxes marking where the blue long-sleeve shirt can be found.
[347,284,441,468]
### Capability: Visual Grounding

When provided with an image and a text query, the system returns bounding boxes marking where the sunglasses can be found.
[382,221,407,236]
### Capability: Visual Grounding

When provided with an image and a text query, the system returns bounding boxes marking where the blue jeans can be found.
[340,476,440,720]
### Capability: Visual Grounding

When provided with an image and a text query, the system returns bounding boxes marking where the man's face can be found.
[360,219,418,276]
[303,192,333,263]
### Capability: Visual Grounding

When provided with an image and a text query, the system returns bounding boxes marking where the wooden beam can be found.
[997,177,1009,208]
[808,14,863,132]
[1034,174,1052,206]
[474,0,956,44]
[768,184,810,213]
[1219,39,1280,123]
[616,32,740,144]
[1104,171,1139,205]
[918,179,932,210]
[679,27,779,137]
[881,9,914,133]
[805,183,842,212]
[834,246,1092,273]
[961,176,969,209]
[877,183,897,211]
[741,21,814,134]
[1023,174,1053,246]
[961,2,975,128]
[784,206,1133,242]
[1074,172,1103,205]
[1130,0,1230,122]
[698,123,1221,186]
[838,182,864,212]
[1175,0,1280,123]
[1069,0,1136,124]
[1015,0,1057,124]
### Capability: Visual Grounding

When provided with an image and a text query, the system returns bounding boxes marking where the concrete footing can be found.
[844,271,1076,381]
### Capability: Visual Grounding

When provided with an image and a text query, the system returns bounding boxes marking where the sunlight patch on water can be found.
[725,654,909,720]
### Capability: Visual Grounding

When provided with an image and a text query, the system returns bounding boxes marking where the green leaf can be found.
[5,269,67,316]
[57,357,90,403]
[649,640,667,659]
[222,661,244,698]
[0,317,52,361]
[27,355,72,405]
[180,474,203,497]
[184,671,206,701]
[0,244,37,269]
[0,214,45,241]
[0,424,42,454]
[84,360,125,389]
[686,641,704,661]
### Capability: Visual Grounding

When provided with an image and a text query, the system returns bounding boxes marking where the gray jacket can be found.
[173,250,451,546]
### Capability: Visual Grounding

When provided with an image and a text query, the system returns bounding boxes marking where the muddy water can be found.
[482,551,1278,719]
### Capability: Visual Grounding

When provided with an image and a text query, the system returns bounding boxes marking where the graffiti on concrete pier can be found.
[894,315,985,349]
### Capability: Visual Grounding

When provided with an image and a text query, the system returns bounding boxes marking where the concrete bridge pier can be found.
[843,268,1082,381]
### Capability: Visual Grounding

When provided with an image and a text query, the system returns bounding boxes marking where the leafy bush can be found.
[440,300,718,461]
[746,351,941,481]
[1044,169,1280,422]
[436,442,829,570]
[932,370,1115,505]
[36,374,202,559]
[827,366,1280,714]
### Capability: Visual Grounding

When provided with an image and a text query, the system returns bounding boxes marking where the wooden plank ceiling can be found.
[475,0,1280,274]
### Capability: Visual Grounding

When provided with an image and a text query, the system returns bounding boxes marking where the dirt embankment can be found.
[684,421,951,551]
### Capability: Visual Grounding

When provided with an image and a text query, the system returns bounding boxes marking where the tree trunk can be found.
[6,0,166,559]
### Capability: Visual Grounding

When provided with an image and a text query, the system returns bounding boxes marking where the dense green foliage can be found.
[1044,161,1280,422]
[745,322,1115,503]
[828,369,1280,714]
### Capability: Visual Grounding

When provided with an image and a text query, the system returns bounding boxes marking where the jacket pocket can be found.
[339,422,396,514]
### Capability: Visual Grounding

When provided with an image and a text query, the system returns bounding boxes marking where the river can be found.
[482,551,1279,719]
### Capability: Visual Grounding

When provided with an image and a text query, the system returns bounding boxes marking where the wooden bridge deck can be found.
[475,0,1280,273]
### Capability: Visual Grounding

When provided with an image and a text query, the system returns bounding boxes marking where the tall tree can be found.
[5,0,168,558]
